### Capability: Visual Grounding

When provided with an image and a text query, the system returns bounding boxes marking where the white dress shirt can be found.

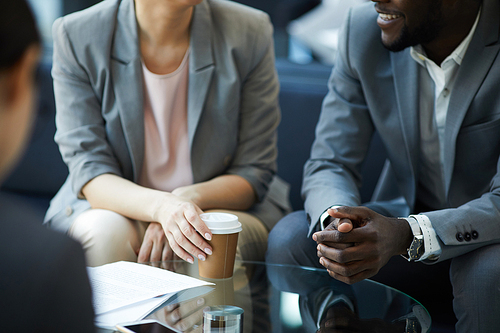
[406,10,480,261]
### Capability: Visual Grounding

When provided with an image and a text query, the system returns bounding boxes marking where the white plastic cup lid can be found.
[200,213,242,235]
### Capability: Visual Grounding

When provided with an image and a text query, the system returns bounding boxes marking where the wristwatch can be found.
[401,217,424,261]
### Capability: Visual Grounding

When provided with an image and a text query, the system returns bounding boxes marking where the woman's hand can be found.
[82,174,253,264]
[164,176,255,264]
[154,193,213,264]
[137,222,174,263]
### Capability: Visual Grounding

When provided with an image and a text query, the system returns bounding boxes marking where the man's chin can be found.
[380,31,415,52]
[381,39,411,53]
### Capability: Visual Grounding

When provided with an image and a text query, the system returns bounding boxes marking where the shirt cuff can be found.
[319,206,341,230]
[408,214,442,261]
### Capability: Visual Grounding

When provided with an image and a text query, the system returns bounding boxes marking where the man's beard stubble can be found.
[382,3,444,52]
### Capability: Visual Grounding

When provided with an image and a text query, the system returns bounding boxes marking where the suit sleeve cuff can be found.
[408,214,442,261]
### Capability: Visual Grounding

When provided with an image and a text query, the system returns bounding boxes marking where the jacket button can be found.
[456,232,464,242]
[464,232,472,242]
[472,230,479,239]
[65,206,73,217]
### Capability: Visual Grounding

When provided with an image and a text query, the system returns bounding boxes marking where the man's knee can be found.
[451,244,500,333]
[266,211,318,267]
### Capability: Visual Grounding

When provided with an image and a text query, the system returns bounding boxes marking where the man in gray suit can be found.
[267,0,500,331]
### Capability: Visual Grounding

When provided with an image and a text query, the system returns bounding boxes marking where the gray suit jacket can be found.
[303,0,500,262]
[44,0,291,233]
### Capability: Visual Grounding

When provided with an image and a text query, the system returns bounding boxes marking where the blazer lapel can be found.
[110,0,145,181]
[444,0,500,193]
[188,1,215,149]
[391,50,420,208]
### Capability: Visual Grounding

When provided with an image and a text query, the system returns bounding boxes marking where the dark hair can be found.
[0,0,40,71]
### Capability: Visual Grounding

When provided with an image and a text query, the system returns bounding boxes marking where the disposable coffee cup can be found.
[198,213,242,279]
[203,305,244,333]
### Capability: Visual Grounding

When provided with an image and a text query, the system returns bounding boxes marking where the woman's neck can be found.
[135,0,193,47]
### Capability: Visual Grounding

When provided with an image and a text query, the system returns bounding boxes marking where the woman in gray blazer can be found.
[44,0,291,266]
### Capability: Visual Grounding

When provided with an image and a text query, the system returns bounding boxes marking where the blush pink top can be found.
[138,50,194,192]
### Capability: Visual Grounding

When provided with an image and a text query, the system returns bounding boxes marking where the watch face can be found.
[409,238,424,260]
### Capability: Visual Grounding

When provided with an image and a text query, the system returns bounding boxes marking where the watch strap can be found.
[407,216,422,237]
[401,217,424,261]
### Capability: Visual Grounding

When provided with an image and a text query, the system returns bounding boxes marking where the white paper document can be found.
[87,261,213,316]
[95,294,172,328]
[95,286,215,328]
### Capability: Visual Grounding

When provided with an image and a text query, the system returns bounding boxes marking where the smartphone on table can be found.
[115,320,180,333]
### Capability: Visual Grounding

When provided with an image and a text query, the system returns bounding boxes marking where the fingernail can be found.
[205,248,212,255]
[317,244,321,251]
[205,233,212,241]
[197,298,205,306]
[187,257,194,264]
[320,258,324,265]
[198,254,206,261]
[312,233,317,241]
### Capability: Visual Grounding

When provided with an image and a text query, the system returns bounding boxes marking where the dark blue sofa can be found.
[275,59,387,210]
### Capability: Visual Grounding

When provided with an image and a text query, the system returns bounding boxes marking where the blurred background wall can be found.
[27,0,370,64]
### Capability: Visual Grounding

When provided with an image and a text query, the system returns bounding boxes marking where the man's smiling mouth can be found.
[378,13,403,21]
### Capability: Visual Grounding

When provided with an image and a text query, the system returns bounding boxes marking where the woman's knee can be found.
[69,209,145,266]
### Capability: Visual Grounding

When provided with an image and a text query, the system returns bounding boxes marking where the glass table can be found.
[98,260,430,333]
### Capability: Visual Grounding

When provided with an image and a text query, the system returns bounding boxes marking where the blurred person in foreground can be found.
[267,0,500,332]
[0,1,95,331]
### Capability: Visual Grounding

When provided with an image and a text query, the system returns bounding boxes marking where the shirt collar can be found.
[410,8,481,67]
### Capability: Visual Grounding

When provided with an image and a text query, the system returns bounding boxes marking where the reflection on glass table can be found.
[97,260,430,333]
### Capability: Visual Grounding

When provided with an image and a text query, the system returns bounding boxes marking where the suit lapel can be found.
[110,0,144,181]
[188,1,215,149]
[444,0,500,193]
[391,49,420,207]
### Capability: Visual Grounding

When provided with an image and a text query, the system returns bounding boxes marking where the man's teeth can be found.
[379,13,402,21]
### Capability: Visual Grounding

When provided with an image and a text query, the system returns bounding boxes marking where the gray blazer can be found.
[303,0,500,262]
[44,0,291,233]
